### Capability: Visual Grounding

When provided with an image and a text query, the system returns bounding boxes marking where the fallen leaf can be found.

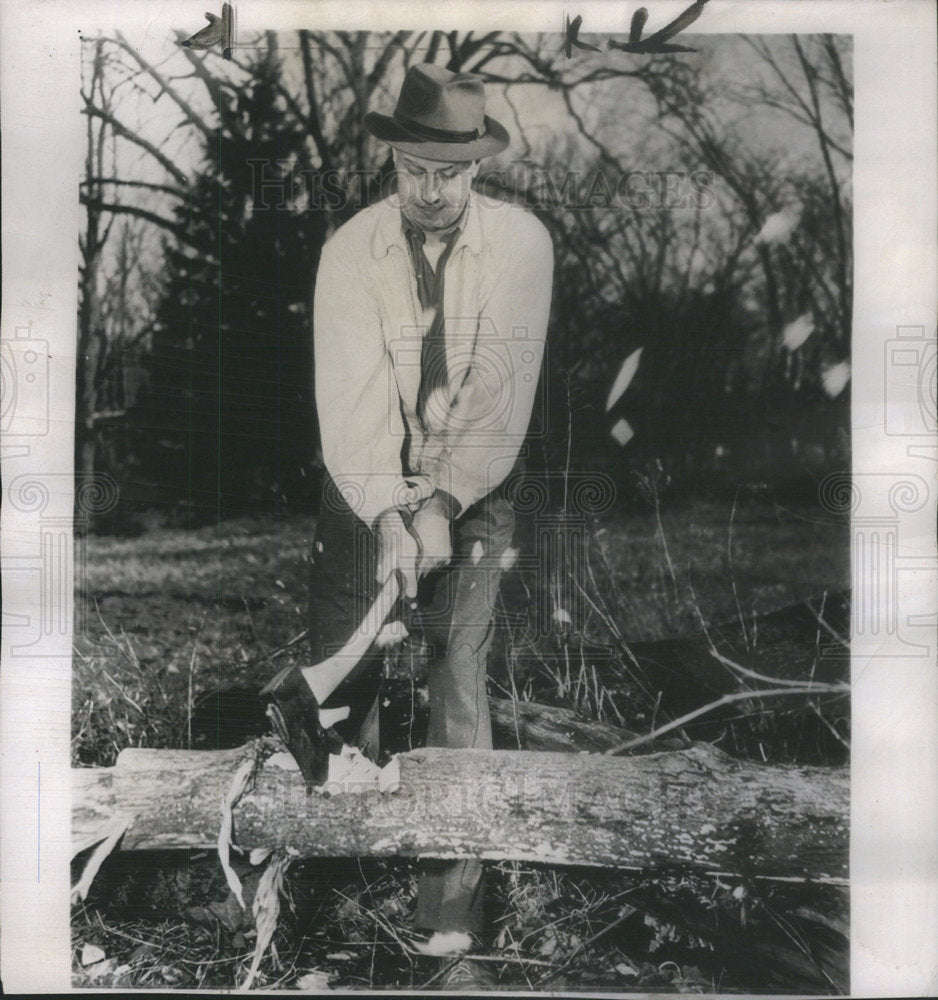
[86,958,117,982]
[80,943,106,966]
[538,933,559,957]
[160,965,183,983]
[128,943,156,963]
[295,970,332,991]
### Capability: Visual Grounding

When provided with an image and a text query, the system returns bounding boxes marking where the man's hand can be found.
[411,493,455,578]
[375,509,419,598]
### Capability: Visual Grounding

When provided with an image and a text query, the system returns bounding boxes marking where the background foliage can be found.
[78,30,852,523]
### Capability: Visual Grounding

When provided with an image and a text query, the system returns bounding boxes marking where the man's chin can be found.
[405,207,459,231]
[414,216,451,231]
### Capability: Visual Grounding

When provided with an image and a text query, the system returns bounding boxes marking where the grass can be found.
[71,488,850,992]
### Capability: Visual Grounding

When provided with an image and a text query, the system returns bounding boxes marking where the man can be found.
[263,63,553,969]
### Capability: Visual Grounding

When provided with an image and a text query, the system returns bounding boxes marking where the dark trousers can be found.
[308,477,516,934]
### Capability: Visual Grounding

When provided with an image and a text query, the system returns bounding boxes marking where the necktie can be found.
[404,223,461,428]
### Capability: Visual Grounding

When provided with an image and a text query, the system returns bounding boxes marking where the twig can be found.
[605,684,849,755]
[418,954,463,989]
[464,953,557,967]
[187,612,208,750]
[92,913,157,948]
[810,605,849,648]
[535,896,639,986]
[101,670,144,714]
[242,597,275,667]
[809,701,850,750]
[686,575,722,662]
[708,647,845,691]
[727,485,751,651]
[332,890,414,956]
[245,629,310,667]
[646,464,679,603]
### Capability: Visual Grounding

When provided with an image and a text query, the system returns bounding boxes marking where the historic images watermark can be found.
[1,323,50,439]
[248,159,715,214]
[3,473,119,658]
[813,319,937,658]
[884,325,936,441]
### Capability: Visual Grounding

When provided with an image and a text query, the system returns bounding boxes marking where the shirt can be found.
[313,190,554,528]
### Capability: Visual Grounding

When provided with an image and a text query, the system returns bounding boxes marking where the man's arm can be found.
[314,234,410,530]
[422,213,554,515]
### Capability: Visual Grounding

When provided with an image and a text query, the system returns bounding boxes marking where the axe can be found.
[260,573,402,789]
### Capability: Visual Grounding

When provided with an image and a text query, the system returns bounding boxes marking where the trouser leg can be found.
[415,495,515,935]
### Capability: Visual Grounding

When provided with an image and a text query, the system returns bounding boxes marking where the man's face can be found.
[393,150,479,232]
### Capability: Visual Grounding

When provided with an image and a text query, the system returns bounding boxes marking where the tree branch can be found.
[82,104,189,186]
[111,33,216,141]
[79,195,192,243]
[298,30,334,173]
[81,176,195,204]
[606,685,849,755]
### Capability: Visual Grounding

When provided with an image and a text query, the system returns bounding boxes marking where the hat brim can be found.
[364,111,509,161]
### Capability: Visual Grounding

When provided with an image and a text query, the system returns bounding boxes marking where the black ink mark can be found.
[563,15,602,58]
[180,3,234,60]
[608,0,710,55]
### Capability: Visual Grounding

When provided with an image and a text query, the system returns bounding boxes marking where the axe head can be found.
[261,666,343,790]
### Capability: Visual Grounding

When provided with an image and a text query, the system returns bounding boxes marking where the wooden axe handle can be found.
[300,575,400,703]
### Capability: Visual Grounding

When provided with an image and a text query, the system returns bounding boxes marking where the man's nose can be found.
[420,173,442,202]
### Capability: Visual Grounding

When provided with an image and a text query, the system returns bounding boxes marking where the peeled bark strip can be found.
[73,743,847,880]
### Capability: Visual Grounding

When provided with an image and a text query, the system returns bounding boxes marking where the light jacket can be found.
[313,190,554,527]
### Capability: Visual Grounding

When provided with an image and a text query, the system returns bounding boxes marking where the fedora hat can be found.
[364,63,509,162]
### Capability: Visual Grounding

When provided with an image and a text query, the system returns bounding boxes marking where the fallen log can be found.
[73,742,848,880]
[187,687,641,754]
[489,697,643,752]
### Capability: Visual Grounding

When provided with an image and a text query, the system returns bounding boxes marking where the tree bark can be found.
[73,743,847,881]
[489,697,650,752]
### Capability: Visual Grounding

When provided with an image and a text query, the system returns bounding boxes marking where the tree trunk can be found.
[73,743,847,881]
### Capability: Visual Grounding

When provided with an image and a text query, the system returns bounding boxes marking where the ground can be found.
[71,487,850,992]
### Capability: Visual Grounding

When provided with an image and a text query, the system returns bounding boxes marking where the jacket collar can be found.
[371,190,483,260]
